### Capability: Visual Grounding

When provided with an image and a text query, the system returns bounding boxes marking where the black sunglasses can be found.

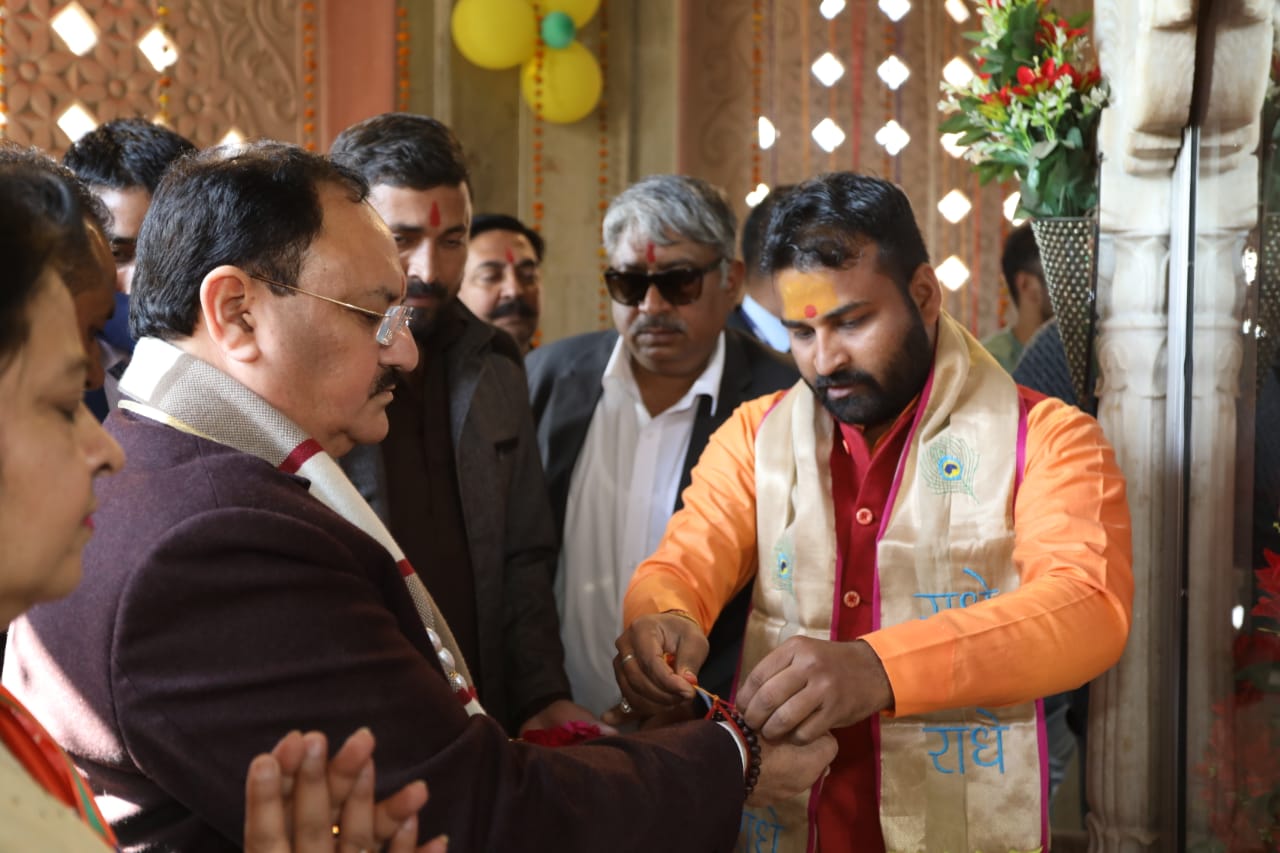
[603,259,724,307]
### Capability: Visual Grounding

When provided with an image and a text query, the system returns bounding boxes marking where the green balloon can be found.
[541,10,576,50]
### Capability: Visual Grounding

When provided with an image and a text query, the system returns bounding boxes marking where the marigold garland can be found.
[0,1,7,140]
[156,3,171,123]
[301,2,317,150]
[595,1,610,329]
[749,0,762,190]
[395,2,410,112]
[530,12,544,234]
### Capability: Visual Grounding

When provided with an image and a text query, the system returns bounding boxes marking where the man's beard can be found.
[406,277,451,342]
[489,297,538,321]
[808,310,932,428]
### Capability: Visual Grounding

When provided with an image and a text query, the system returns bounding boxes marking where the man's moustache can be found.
[489,299,538,321]
[813,369,878,390]
[406,278,450,300]
[628,315,687,336]
[371,369,396,397]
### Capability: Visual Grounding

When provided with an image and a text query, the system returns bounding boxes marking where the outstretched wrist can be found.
[706,696,761,798]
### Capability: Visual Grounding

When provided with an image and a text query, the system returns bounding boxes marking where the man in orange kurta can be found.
[612,174,1133,852]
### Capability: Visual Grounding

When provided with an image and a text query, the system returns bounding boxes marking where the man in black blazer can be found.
[527,175,797,716]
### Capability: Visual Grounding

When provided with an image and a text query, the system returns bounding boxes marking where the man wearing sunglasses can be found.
[526,174,797,718]
[329,113,600,739]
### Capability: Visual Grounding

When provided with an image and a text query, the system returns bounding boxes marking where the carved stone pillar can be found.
[1089,1,1272,850]
[1087,2,1196,849]
[1182,2,1271,845]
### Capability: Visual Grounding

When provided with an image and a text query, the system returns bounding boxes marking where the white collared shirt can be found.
[740,294,791,352]
[556,333,727,715]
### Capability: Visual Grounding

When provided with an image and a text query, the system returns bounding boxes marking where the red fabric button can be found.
[854,507,875,526]
[843,590,862,608]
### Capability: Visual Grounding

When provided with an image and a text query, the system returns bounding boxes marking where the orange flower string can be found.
[530,14,544,235]
[596,1,609,329]
[0,1,7,140]
[156,3,171,123]
[749,0,763,190]
[395,2,411,112]
[301,2,317,151]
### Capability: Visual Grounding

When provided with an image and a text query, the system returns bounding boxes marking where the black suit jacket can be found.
[526,328,799,697]
[342,301,568,734]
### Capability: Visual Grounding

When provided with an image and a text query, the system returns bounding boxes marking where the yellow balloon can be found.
[540,0,600,27]
[521,40,602,124]
[451,0,537,70]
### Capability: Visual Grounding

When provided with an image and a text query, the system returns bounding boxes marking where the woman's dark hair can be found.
[130,141,368,341]
[761,172,929,289]
[0,143,110,298]
[0,163,87,369]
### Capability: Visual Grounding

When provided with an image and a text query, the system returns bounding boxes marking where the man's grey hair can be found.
[602,174,737,261]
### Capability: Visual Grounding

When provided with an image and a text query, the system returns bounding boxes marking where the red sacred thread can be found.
[881,19,893,179]
[800,3,811,177]
[997,194,1011,328]
[156,2,171,123]
[395,2,411,112]
[848,0,865,170]
[825,13,836,172]
[750,0,763,189]
[301,2,317,150]
[596,0,610,330]
[970,170,981,335]
[0,1,7,139]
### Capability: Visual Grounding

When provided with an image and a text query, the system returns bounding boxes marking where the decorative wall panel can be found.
[4,0,305,155]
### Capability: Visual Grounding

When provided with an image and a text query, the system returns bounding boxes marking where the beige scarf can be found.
[118,336,485,717]
[740,313,1044,853]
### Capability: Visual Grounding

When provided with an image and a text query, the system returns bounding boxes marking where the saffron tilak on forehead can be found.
[778,271,844,321]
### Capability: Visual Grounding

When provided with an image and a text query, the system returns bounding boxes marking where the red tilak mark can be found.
[428,201,441,228]
[645,242,657,265]
[804,304,817,319]
[504,247,516,265]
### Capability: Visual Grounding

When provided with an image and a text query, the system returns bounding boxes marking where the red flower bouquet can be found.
[937,0,1107,218]
[1195,549,1280,851]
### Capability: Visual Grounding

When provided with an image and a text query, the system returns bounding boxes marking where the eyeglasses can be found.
[602,259,725,307]
[250,275,415,346]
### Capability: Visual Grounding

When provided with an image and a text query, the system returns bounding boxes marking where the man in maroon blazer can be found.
[2,141,834,852]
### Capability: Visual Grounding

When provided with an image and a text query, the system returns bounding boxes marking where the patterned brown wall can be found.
[679,0,1092,338]
[4,0,306,155]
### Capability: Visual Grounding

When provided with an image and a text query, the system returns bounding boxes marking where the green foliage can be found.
[936,0,1108,219]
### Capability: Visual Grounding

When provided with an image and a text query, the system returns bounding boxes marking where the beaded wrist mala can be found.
[695,686,762,799]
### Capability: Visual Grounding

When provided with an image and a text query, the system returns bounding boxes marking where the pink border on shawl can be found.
[1036,697,1050,847]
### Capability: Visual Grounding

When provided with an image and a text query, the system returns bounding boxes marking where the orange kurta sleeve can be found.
[623,391,788,632]
[862,395,1134,717]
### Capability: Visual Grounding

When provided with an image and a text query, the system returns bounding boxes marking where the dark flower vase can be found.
[1031,216,1099,409]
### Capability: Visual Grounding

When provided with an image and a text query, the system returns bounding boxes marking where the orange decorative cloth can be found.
[0,686,117,850]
